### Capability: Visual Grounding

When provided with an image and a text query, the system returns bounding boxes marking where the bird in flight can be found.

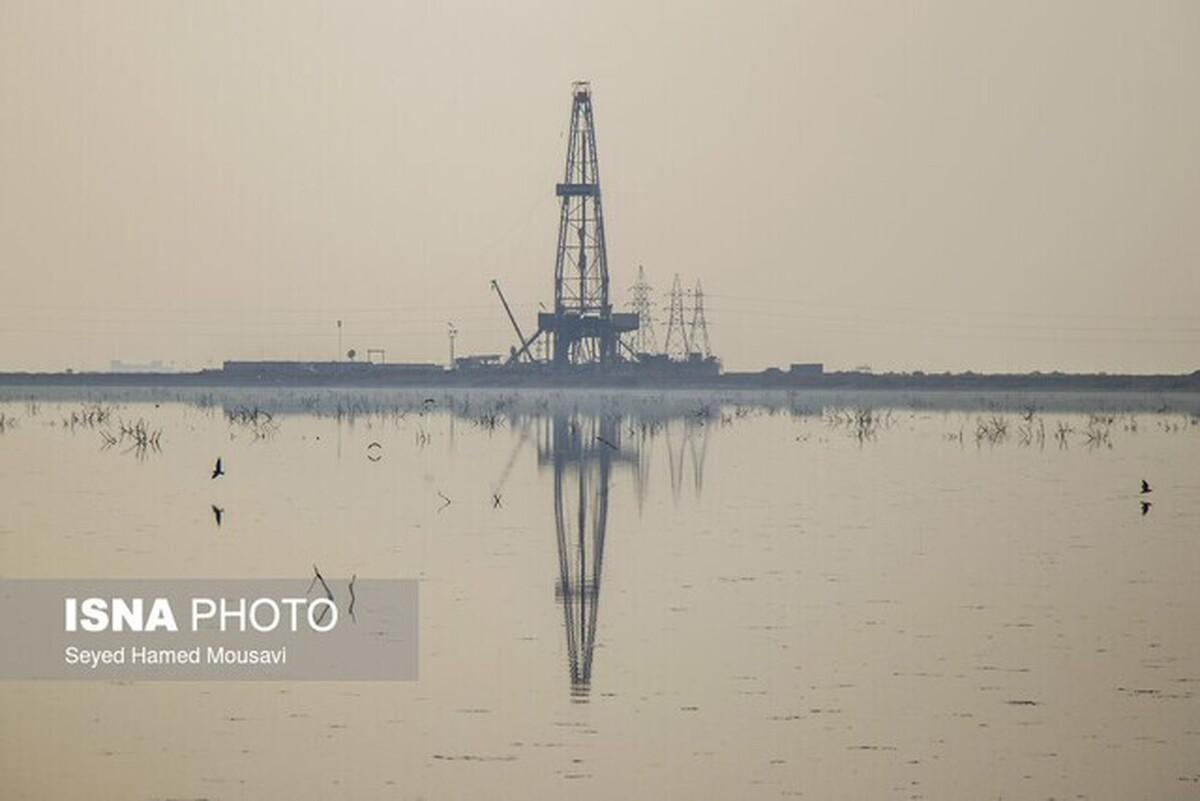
[211,505,225,526]
[1140,500,1152,516]
[1140,479,1152,494]
[212,457,225,479]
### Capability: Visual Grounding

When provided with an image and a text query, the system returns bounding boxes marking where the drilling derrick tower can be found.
[535,82,638,367]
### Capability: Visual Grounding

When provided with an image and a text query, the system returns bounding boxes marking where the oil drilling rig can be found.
[487,81,720,375]
[504,82,639,368]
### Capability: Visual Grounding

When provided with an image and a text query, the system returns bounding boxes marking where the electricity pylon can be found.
[663,274,689,361]
[627,265,658,355]
[687,280,711,358]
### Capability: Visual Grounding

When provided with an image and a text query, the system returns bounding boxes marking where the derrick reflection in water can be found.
[536,411,708,700]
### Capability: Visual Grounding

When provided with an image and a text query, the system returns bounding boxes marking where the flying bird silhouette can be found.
[211,458,224,479]
[211,505,224,526]
[1140,479,1152,494]
[1140,500,1152,516]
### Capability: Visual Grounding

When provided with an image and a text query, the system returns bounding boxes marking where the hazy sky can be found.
[1,1,1197,373]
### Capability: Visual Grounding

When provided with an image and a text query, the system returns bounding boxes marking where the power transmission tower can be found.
[627,265,658,355]
[663,274,689,361]
[688,279,711,358]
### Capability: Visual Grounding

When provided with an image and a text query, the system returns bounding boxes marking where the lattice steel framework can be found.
[555,82,608,318]
[663,274,690,361]
[627,265,658,355]
[535,82,638,366]
[688,279,711,358]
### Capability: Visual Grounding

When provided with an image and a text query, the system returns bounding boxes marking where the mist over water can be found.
[1,388,1198,799]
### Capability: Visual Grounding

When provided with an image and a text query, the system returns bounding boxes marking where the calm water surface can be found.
[1,388,1198,799]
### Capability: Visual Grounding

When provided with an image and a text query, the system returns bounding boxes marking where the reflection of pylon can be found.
[627,265,658,355]
[665,417,708,502]
[688,418,708,492]
[688,280,710,358]
[663,274,689,361]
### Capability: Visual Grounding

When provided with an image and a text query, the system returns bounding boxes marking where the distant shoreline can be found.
[1,368,1197,393]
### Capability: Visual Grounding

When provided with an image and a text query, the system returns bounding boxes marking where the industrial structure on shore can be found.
[210,81,722,383]
[481,81,719,377]
[5,82,1198,393]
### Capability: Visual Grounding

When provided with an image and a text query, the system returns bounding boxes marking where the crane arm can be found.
[491,280,534,360]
